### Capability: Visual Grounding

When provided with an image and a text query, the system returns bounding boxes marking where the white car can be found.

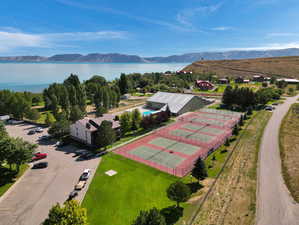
[35,127,43,133]
[80,169,91,180]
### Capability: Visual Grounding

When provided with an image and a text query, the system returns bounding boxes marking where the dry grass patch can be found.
[190,111,271,225]
[279,103,299,202]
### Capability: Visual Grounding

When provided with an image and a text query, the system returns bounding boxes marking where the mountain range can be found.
[1,48,299,63]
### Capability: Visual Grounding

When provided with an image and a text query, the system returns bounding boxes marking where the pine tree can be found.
[191,157,208,181]
[131,109,142,131]
[94,120,116,149]
[119,73,129,95]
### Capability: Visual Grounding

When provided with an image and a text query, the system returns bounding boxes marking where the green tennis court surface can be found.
[191,117,226,126]
[170,129,215,143]
[200,108,241,116]
[200,126,225,135]
[129,145,184,168]
[149,137,200,155]
[182,123,206,131]
[197,113,233,121]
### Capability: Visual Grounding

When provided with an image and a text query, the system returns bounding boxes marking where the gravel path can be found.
[256,95,299,225]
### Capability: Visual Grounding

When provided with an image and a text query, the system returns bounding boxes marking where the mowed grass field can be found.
[82,153,179,225]
[279,103,299,202]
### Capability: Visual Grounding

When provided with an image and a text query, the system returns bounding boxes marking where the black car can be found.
[67,191,78,200]
[28,130,36,135]
[32,162,48,169]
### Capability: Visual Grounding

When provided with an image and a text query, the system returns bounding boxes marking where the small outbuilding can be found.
[195,80,214,90]
[146,92,212,116]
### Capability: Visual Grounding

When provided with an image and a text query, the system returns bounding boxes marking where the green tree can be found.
[233,124,239,136]
[167,181,191,207]
[70,105,84,123]
[224,138,230,147]
[131,109,142,131]
[132,208,166,225]
[95,106,107,117]
[26,109,40,121]
[45,112,56,126]
[120,112,132,135]
[191,157,208,181]
[0,121,7,137]
[238,115,244,126]
[13,138,37,172]
[119,73,129,95]
[48,119,70,138]
[43,200,88,225]
[94,120,116,149]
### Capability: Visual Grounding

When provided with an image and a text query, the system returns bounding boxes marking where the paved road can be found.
[0,124,101,225]
[256,95,299,225]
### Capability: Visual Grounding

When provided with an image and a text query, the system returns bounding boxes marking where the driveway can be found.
[256,95,299,225]
[0,123,101,225]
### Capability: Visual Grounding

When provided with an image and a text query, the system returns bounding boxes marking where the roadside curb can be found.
[0,164,31,204]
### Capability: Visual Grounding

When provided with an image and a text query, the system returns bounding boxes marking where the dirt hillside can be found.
[184,56,299,78]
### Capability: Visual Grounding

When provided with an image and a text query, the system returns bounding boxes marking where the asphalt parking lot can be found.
[0,123,101,225]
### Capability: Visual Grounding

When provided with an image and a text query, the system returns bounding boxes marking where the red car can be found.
[32,153,47,161]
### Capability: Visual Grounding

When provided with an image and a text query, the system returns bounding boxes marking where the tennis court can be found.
[115,108,240,177]
[149,137,200,155]
[129,145,185,169]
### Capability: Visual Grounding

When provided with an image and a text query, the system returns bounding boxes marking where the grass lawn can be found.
[82,153,180,225]
[0,164,29,197]
[279,103,299,203]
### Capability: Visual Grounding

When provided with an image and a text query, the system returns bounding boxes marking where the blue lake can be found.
[0,62,188,92]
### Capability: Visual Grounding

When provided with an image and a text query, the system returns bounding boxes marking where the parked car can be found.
[67,190,78,200]
[95,151,107,157]
[28,130,36,135]
[75,180,86,190]
[265,106,274,111]
[32,162,48,169]
[80,169,91,180]
[56,141,67,147]
[272,102,279,106]
[32,153,47,161]
[35,127,43,133]
[39,135,50,141]
[80,153,94,160]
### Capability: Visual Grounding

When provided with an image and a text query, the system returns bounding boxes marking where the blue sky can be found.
[0,0,299,56]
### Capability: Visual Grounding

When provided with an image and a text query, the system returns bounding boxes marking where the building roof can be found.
[147,92,198,114]
[75,114,120,132]
[277,78,299,83]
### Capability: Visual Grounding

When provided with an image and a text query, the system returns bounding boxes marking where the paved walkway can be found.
[256,95,299,225]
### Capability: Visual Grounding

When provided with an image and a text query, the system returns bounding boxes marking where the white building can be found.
[70,114,120,146]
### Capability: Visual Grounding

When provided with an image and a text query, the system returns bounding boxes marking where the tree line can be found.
[222,86,282,110]
[0,90,43,120]
[0,122,37,172]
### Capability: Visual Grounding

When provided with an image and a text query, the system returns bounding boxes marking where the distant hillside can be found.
[145,48,299,62]
[184,56,299,79]
[1,48,299,63]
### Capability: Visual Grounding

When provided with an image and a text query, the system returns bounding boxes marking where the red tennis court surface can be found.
[115,109,241,177]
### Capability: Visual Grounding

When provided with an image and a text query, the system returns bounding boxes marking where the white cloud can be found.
[55,0,192,32]
[211,26,234,31]
[0,29,128,53]
[176,3,222,30]
[219,42,299,51]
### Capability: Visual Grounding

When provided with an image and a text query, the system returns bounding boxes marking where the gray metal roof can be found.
[147,92,197,114]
